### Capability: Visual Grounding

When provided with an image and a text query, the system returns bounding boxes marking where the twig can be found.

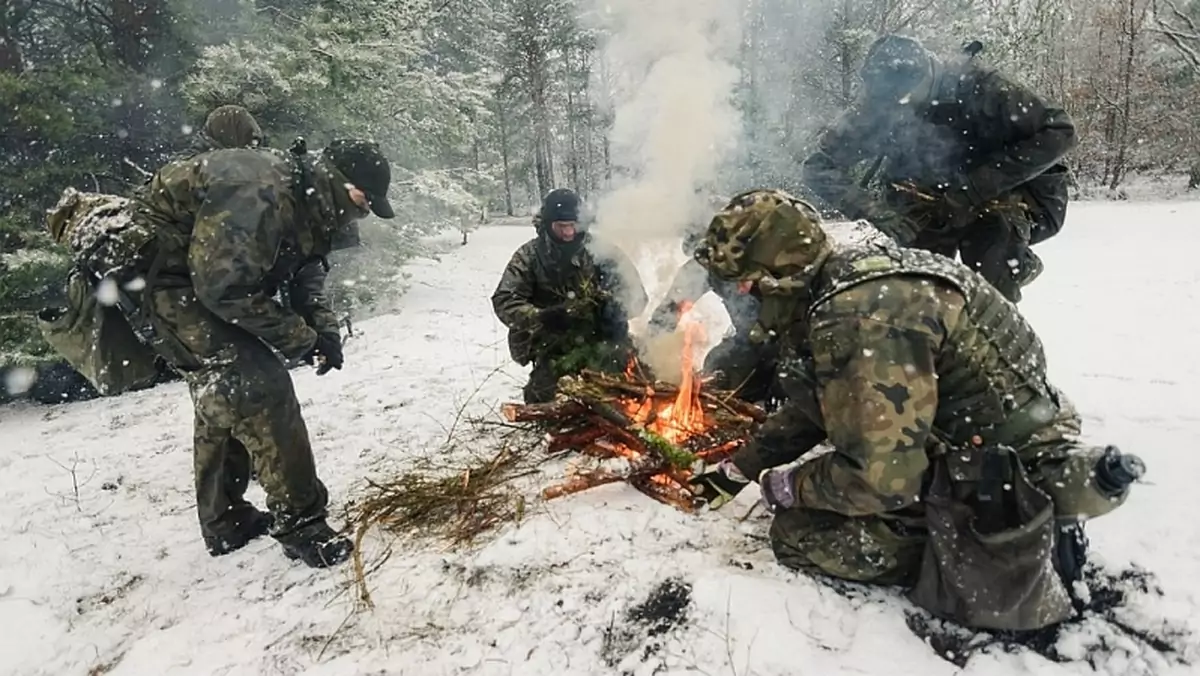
[316,605,356,662]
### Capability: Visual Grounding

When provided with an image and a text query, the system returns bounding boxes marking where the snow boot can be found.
[279,522,354,569]
[205,509,273,557]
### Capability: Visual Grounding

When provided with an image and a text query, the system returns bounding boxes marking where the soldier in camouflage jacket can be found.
[130,139,395,568]
[492,189,648,403]
[688,190,1143,631]
[802,35,1075,302]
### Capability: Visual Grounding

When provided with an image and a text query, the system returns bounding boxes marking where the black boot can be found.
[204,509,273,557]
[278,522,354,568]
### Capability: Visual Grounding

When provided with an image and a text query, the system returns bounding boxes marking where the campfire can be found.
[502,302,765,511]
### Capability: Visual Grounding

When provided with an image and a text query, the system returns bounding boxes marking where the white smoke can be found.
[583,0,745,378]
[588,0,742,245]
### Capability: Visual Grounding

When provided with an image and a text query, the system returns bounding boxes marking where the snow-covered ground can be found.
[1,203,1198,676]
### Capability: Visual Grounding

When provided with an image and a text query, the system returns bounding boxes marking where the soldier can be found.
[492,188,649,403]
[130,139,395,567]
[801,35,1075,302]
[688,190,1144,631]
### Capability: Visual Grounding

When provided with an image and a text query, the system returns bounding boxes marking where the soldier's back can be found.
[810,245,1055,446]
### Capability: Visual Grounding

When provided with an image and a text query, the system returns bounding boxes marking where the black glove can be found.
[304,332,343,375]
[537,304,572,332]
[596,300,628,340]
[688,459,751,510]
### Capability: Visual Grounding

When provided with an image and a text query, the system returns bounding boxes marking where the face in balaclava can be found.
[859,34,936,108]
[538,188,585,256]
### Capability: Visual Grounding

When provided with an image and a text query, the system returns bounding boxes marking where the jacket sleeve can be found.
[730,394,826,480]
[491,244,540,330]
[288,258,341,338]
[649,259,711,329]
[785,279,957,517]
[188,181,317,360]
[800,108,880,216]
[962,71,1078,204]
[602,245,649,319]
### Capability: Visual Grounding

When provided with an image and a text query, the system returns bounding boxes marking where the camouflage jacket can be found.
[491,234,648,365]
[730,245,1059,517]
[802,60,1076,219]
[131,148,346,360]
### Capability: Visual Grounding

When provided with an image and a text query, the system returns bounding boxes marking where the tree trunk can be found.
[1109,0,1143,190]
[108,0,166,72]
[498,105,514,216]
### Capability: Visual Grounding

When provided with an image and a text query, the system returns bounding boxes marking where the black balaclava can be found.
[859,34,935,106]
[538,188,585,256]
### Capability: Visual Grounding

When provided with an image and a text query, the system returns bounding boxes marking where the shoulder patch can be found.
[850,256,895,273]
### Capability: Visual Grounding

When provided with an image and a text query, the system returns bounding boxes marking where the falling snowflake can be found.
[3,367,36,396]
[96,278,120,306]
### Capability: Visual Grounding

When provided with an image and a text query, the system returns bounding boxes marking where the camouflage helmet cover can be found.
[693,189,832,294]
[693,189,832,343]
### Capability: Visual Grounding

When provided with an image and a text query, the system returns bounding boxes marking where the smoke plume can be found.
[583,0,745,379]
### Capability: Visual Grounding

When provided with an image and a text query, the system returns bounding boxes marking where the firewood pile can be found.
[502,364,765,512]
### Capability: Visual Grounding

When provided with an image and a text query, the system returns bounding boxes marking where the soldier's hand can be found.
[688,458,751,510]
[596,301,628,340]
[537,304,572,332]
[758,465,800,513]
[306,332,344,375]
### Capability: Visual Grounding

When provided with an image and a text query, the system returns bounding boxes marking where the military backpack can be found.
[36,188,163,396]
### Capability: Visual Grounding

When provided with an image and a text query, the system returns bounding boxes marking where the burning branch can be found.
[503,302,764,511]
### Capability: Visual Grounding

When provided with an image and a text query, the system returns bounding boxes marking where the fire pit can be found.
[501,303,766,511]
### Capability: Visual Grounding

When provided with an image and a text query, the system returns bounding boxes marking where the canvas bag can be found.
[36,188,162,396]
[907,446,1074,631]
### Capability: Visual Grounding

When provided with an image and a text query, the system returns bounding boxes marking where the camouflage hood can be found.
[692,189,833,342]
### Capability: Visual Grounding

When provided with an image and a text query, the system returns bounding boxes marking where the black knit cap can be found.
[541,188,580,223]
[323,139,395,219]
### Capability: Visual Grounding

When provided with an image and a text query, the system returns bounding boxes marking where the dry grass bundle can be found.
[344,428,545,607]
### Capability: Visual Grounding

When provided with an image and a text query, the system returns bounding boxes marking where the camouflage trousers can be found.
[149,288,330,546]
[767,403,1127,587]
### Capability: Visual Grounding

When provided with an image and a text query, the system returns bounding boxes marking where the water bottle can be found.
[1095,445,1146,496]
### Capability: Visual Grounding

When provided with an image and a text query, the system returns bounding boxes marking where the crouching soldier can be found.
[492,188,648,403]
[128,139,395,567]
[688,190,1144,631]
[802,35,1075,302]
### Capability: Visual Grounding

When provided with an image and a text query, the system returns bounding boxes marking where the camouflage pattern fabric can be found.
[492,232,648,402]
[131,147,357,546]
[801,56,1076,302]
[164,105,264,165]
[693,189,831,345]
[38,188,162,395]
[203,105,264,149]
[696,189,1137,631]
